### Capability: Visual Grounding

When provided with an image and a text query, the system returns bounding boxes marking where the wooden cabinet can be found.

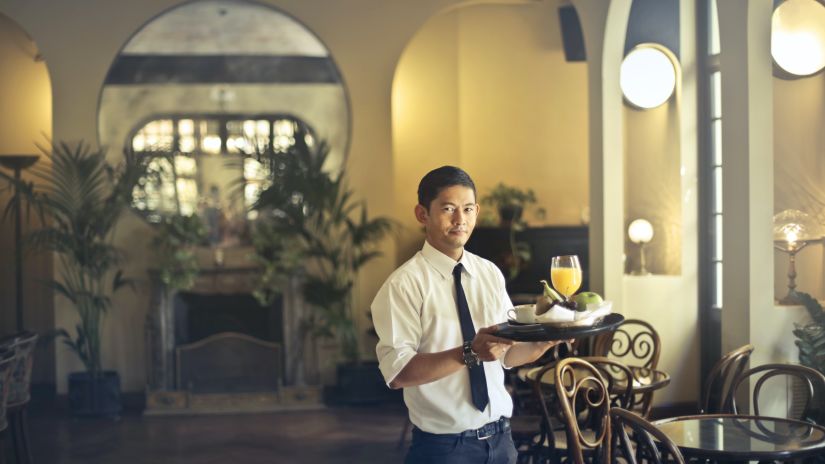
[465,226,589,301]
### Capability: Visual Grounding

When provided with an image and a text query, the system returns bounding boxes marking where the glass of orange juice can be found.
[550,255,582,298]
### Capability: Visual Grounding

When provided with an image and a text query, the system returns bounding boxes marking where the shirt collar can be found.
[421,240,475,279]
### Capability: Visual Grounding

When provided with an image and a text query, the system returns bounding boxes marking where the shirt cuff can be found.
[378,348,417,386]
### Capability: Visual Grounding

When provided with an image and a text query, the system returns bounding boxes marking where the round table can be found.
[653,414,825,461]
[522,363,670,395]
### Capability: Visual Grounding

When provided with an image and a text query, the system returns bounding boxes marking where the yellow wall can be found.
[624,98,682,275]
[773,71,825,302]
[393,2,590,263]
[392,11,461,262]
[0,13,54,384]
[458,3,589,227]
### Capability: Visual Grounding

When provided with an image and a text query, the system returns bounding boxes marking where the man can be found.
[372,166,562,464]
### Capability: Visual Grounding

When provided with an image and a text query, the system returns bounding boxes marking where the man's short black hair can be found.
[417,166,477,210]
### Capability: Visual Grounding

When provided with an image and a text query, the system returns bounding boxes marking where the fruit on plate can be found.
[571,291,604,312]
[536,280,564,315]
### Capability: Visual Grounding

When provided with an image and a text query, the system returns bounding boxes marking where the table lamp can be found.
[773,209,824,305]
[0,154,40,331]
[628,218,654,275]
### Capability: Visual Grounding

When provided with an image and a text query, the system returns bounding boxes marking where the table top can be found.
[521,363,670,394]
[654,414,825,460]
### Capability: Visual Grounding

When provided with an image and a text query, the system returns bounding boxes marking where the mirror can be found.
[97,0,350,246]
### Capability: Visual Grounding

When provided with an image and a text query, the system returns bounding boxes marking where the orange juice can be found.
[550,267,582,297]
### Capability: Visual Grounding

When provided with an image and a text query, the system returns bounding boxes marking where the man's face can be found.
[415,185,478,260]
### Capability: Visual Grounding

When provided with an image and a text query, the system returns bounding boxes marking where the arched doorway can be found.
[0,12,54,385]
[391,2,590,263]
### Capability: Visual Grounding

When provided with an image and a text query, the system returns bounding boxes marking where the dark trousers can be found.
[405,427,518,464]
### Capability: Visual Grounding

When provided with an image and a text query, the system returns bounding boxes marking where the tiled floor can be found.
[28,405,410,463]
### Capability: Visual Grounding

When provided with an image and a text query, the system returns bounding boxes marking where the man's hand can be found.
[471,326,515,362]
[502,339,575,368]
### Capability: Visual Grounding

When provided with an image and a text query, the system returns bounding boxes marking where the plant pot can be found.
[498,205,523,227]
[68,370,122,417]
[328,361,401,405]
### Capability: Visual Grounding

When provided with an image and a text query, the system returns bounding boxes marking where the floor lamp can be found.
[0,154,39,332]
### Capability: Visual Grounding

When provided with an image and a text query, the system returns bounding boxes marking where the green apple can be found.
[571,291,603,311]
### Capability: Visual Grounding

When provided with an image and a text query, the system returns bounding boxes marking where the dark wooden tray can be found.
[495,313,624,342]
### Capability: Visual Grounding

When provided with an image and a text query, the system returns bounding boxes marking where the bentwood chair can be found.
[610,407,685,464]
[701,344,754,414]
[593,319,661,417]
[2,332,38,464]
[0,350,18,464]
[554,357,612,464]
[510,341,577,463]
[528,358,612,464]
[729,363,825,424]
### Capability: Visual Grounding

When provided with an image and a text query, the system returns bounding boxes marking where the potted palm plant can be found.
[249,139,394,402]
[0,141,147,416]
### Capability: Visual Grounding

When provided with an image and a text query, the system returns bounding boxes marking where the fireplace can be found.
[174,291,283,346]
[145,267,318,414]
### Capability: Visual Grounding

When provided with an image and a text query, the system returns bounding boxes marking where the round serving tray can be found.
[495,313,625,342]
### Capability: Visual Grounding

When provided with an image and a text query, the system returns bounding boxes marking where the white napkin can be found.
[535,305,576,323]
[577,300,613,320]
[534,301,613,323]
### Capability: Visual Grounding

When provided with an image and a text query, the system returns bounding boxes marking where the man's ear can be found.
[414,204,428,225]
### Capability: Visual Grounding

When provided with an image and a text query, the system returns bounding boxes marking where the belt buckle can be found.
[476,423,494,440]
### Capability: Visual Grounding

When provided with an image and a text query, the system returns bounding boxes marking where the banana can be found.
[540,279,564,302]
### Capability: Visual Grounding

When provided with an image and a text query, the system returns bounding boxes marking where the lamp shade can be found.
[772,209,824,246]
[620,45,677,109]
[771,0,825,77]
[628,219,654,244]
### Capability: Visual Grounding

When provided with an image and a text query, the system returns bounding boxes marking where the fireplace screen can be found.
[176,332,282,394]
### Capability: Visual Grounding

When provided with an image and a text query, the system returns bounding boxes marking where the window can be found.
[130,114,315,225]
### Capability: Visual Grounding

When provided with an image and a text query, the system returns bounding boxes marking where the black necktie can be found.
[453,263,489,412]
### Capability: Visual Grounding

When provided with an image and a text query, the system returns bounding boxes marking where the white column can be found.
[716,1,774,354]
[571,0,631,302]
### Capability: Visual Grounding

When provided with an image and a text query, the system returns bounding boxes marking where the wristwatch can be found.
[462,341,481,368]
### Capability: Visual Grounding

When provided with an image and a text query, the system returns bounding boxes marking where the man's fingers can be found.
[478,325,499,334]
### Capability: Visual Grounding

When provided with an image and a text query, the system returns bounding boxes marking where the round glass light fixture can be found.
[628,218,654,244]
[620,45,677,109]
[772,0,825,77]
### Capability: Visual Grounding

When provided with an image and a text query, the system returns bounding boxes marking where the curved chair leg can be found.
[9,407,31,464]
[17,409,31,464]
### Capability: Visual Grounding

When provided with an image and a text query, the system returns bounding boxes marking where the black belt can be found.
[413,417,510,440]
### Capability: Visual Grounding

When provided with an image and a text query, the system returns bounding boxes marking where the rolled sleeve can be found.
[372,278,422,385]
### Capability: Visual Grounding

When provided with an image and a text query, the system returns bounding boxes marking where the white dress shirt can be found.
[372,240,514,434]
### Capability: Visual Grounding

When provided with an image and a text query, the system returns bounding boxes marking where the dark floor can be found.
[28,405,410,464]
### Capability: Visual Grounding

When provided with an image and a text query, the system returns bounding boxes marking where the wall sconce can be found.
[620,44,678,109]
[771,0,825,78]
[773,209,824,305]
[628,218,654,275]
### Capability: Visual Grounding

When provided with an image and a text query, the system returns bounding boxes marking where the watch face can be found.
[462,342,479,367]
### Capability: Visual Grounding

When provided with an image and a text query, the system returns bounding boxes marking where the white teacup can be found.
[507,304,536,323]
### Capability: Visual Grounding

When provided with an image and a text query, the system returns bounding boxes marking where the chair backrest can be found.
[592,319,662,417]
[579,356,635,411]
[701,344,754,414]
[0,350,19,432]
[554,357,611,464]
[729,363,825,423]
[593,319,661,370]
[0,331,39,407]
[610,407,685,464]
